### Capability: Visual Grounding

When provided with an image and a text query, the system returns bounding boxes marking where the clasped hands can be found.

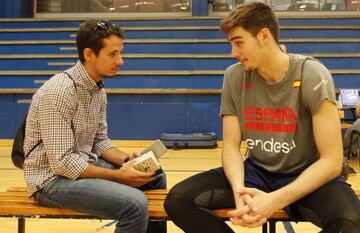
[228,187,278,228]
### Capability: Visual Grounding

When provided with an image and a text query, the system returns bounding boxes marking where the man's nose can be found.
[116,57,124,66]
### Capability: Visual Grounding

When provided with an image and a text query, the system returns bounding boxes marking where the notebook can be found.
[339,89,359,108]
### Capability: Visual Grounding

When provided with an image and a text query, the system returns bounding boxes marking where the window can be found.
[36,0,191,15]
[210,0,358,12]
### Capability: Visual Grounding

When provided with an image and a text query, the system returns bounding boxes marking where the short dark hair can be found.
[220,2,279,43]
[76,20,125,62]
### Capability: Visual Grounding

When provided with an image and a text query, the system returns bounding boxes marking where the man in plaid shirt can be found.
[23,20,166,233]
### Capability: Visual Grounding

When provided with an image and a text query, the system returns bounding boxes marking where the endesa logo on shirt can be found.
[244,106,298,132]
[246,138,296,154]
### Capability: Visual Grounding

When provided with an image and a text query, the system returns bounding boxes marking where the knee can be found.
[118,190,149,222]
[164,184,191,217]
[164,191,183,218]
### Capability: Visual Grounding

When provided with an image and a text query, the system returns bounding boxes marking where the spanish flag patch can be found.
[293,80,301,88]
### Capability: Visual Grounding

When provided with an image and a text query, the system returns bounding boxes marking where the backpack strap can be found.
[24,119,42,158]
[63,71,77,91]
[62,71,78,133]
[25,72,76,158]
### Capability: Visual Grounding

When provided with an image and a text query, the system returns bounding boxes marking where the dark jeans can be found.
[164,159,360,233]
[35,159,167,233]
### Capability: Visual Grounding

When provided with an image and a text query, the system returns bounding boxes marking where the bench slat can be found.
[0,201,168,218]
[5,187,27,192]
[0,187,284,220]
[1,187,359,221]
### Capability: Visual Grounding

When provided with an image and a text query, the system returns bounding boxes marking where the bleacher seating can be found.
[0,17,359,139]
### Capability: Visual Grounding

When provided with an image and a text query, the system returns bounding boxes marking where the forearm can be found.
[222,147,245,192]
[221,115,245,193]
[271,156,342,210]
[79,160,156,188]
[100,147,130,166]
[79,163,116,180]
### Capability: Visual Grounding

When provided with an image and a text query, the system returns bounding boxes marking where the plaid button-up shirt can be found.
[23,61,115,196]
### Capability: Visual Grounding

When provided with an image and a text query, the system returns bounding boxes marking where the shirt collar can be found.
[73,61,104,94]
[96,81,104,89]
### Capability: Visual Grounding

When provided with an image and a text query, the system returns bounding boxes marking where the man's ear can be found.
[83,48,94,62]
[258,28,271,43]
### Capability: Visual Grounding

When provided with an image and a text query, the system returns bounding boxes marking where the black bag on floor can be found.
[160,132,217,149]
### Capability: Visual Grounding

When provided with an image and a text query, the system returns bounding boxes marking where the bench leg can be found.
[269,220,276,233]
[18,217,25,233]
[262,222,268,233]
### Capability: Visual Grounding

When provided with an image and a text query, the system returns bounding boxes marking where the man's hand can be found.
[113,160,155,187]
[228,188,267,228]
[131,152,141,158]
[239,188,279,221]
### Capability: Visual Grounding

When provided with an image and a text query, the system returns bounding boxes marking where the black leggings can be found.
[164,167,360,233]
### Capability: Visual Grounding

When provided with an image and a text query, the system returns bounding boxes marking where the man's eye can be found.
[231,41,242,47]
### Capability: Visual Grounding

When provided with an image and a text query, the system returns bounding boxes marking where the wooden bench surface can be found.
[1,187,359,221]
[0,187,290,220]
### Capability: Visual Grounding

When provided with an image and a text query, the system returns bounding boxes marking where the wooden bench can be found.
[0,187,359,233]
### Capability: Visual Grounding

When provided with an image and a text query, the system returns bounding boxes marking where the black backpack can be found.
[11,72,75,169]
[11,116,42,169]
